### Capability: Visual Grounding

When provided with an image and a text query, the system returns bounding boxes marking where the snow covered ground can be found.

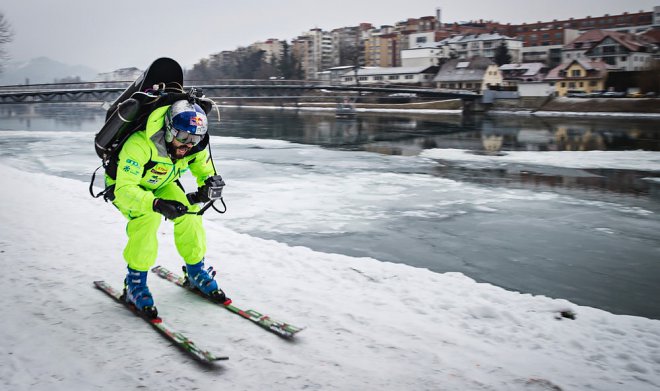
[1,161,660,390]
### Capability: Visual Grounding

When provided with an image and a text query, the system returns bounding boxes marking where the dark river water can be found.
[1,104,659,319]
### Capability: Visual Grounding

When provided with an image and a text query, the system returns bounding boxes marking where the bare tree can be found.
[0,13,14,75]
[339,41,364,86]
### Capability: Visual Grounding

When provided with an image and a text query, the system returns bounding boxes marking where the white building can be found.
[401,44,446,67]
[340,66,438,86]
[407,32,436,48]
[441,33,523,63]
[401,33,524,68]
[433,57,502,92]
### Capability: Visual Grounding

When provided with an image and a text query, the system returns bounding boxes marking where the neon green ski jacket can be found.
[107,105,216,215]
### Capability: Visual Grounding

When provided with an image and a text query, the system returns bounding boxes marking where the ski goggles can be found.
[167,126,204,146]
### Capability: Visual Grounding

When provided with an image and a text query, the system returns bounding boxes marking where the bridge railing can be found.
[0,79,481,104]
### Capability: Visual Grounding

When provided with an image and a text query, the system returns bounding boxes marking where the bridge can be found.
[0,80,482,106]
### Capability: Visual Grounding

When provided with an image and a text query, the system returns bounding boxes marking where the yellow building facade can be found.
[546,59,609,96]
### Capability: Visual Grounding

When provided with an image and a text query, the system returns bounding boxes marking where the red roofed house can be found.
[563,29,656,71]
[545,59,616,96]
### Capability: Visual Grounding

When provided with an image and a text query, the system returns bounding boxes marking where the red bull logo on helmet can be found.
[190,116,205,127]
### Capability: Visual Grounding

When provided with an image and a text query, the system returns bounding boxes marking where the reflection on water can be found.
[213,108,660,197]
[213,107,660,154]
[0,103,105,132]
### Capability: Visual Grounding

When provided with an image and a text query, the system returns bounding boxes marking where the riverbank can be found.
[217,96,660,117]
[493,96,660,114]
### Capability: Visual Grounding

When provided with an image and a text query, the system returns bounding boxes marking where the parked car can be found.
[645,91,657,98]
[603,91,626,98]
[588,90,605,97]
[627,92,644,98]
[566,90,588,97]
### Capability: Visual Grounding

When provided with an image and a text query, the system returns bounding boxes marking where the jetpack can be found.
[89,57,224,215]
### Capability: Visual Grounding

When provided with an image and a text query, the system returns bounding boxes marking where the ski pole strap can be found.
[89,165,115,202]
[212,198,227,214]
[185,198,227,216]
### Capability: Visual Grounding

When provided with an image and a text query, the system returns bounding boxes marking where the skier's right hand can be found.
[153,198,188,220]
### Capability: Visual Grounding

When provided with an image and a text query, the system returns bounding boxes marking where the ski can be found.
[151,265,304,339]
[93,280,228,363]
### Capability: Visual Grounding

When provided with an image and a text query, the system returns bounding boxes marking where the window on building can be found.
[589,81,597,86]
[571,69,581,77]
[603,46,616,54]
[475,83,481,90]
[579,82,583,87]
[405,75,414,79]
[569,82,575,88]
[358,76,368,81]
[388,75,400,80]
[621,56,627,62]
[561,82,566,87]
[415,36,427,44]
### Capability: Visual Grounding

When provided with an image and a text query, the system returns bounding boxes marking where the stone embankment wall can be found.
[491,97,660,113]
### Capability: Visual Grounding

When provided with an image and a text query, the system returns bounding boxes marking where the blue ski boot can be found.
[184,259,229,303]
[123,267,158,318]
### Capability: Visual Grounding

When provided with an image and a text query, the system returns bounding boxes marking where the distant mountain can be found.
[0,57,99,85]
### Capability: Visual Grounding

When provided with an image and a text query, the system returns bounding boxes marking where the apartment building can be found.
[365,31,401,67]
[401,43,445,67]
[441,33,523,62]
[331,24,372,67]
[250,39,284,63]
[292,29,334,79]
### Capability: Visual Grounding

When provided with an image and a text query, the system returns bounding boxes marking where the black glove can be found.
[153,198,188,220]
[187,175,225,204]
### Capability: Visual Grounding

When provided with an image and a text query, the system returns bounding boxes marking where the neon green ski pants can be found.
[115,182,205,272]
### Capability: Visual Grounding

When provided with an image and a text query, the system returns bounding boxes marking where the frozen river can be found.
[1,104,659,319]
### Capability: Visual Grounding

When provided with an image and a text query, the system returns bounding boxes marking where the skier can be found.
[106,99,227,316]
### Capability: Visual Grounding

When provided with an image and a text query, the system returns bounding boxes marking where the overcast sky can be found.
[1,0,658,72]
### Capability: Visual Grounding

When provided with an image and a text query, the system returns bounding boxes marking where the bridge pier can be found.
[462,99,490,114]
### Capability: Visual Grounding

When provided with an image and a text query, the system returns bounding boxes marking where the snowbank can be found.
[0,163,658,390]
[421,148,660,172]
